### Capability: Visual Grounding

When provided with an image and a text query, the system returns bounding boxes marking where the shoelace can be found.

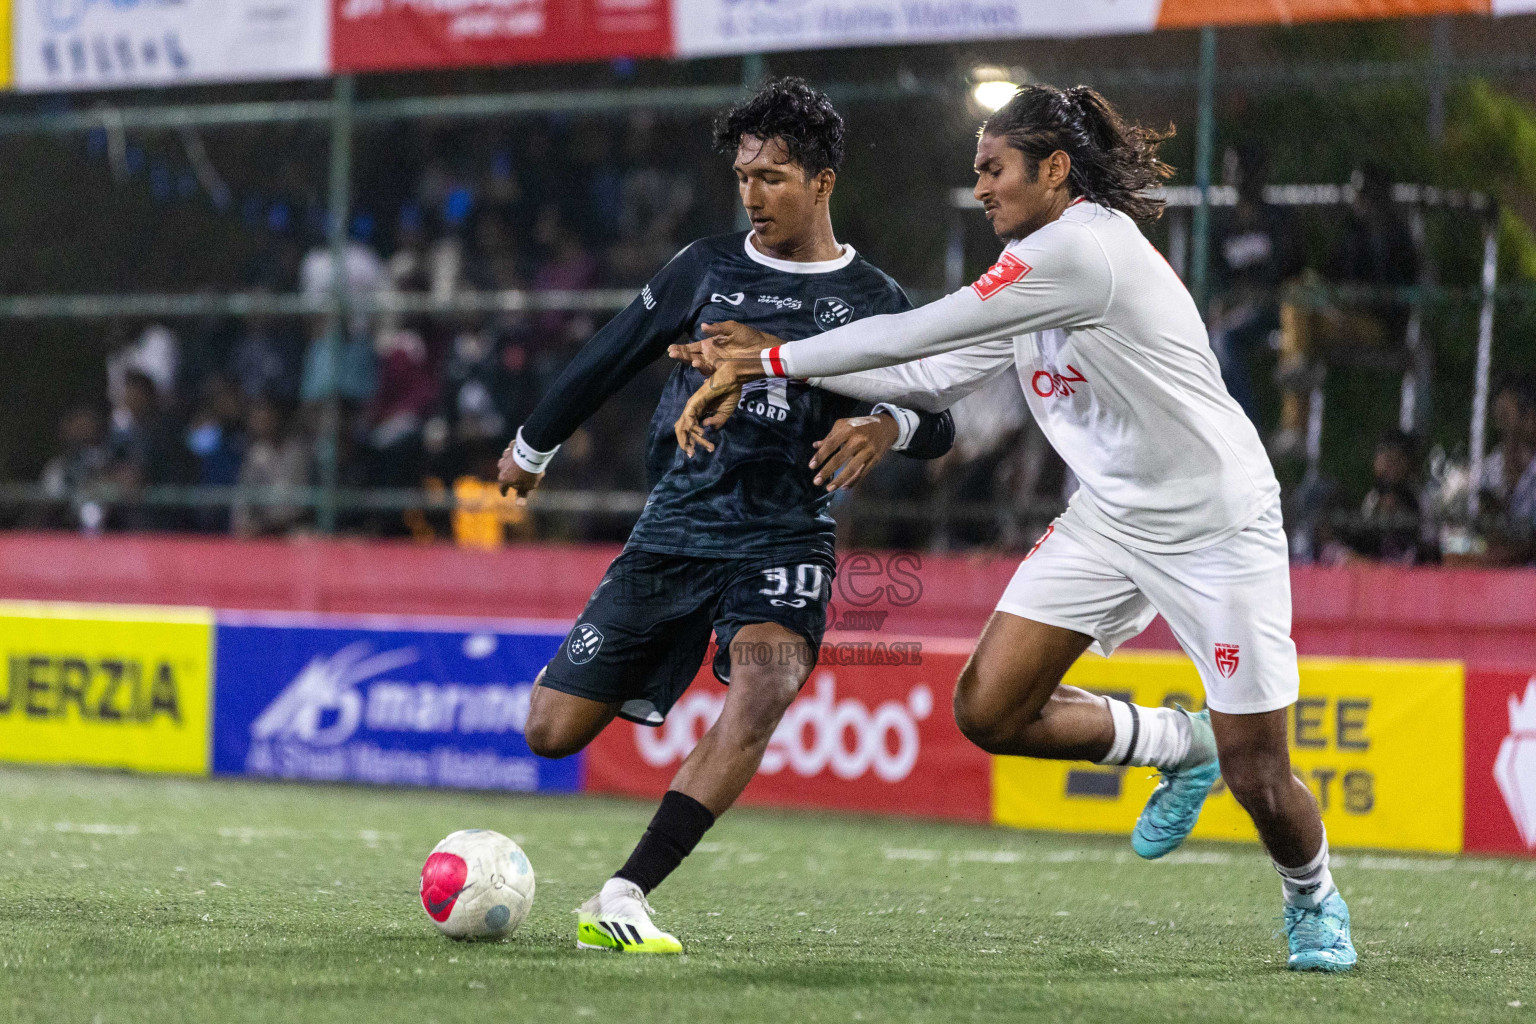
[609,885,658,920]
[1280,906,1339,948]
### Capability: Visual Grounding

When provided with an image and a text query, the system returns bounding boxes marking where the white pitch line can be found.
[52,822,140,835]
[883,846,1534,877]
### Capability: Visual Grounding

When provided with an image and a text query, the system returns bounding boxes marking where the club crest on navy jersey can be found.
[814,296,854,331]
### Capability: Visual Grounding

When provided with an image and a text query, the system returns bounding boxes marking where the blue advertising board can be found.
[213,614,578,793]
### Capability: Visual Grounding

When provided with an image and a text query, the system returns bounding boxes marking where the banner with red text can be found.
[332,0,671,74]
[584,640,992,822]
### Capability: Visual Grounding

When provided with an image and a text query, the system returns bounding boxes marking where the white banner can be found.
[16,0,330,92]
[672,0,1161,56]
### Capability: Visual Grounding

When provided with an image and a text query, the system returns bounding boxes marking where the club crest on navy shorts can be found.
[814,296,853,331]
[568,624,605,665]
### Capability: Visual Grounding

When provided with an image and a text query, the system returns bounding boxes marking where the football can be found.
[419,829,536,940]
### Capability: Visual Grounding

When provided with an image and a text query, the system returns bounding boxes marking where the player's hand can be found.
[667,340,712,372]
[696,321,782,376]
[673,370,744,456]
[810,414,900,492]
[496,443,544,506]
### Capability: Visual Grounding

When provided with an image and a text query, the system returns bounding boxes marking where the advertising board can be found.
[0,601,213,774]
[212,613,580,793]
[14,0,329,91]
[1464,668,1536,855]
[332,0,670,74]
[586,641,993,822]
[993,653,1465,853]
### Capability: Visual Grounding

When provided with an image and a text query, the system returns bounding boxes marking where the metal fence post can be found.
[317,74,356,534]
[1468,212,1500,520]
[1189,26,1218,314]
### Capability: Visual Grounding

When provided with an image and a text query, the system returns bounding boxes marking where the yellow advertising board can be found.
[1,0,11,90]
[993,652,1464,853]
[0,601,213,774]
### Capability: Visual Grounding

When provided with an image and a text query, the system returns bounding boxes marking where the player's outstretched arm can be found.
[499,244,707,496]
[812,340,1017,413]
[764,226,1112,379]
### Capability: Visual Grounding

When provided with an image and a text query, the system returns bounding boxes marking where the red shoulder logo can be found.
[971,251,1032,300]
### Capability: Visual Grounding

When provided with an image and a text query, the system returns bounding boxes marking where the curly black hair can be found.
[982,84,1174,222]
[712,76,845,178]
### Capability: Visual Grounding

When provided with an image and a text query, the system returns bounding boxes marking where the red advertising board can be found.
[333,0,672,74]
[1465,668,1536,856]
[585,640,991,823]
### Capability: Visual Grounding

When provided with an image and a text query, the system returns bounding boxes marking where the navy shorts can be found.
[539,548,833,726]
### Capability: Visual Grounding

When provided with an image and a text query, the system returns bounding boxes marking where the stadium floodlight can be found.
[969,67,1020,113]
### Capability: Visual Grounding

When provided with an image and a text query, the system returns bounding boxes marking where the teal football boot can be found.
[1131,708,1220,859]
[1284,889,1357,972]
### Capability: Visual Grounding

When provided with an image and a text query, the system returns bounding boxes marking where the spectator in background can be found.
[228,308,302,403]
[1482,375,1536,507]
[1349,429,1422,563]
[1208,145,1301,425]
[105,369,199,530]
[434,320,513,478]
[185,374,246,488]
[1481,376,1536,564]
[1273,163,1418,459]
[530,206,598,347]
[364,316,438,491]
[385,204,430,294]
[232,396,312,537]
[106,322,179,428]
[299,220,386,412]
[1288,474,1356,566]
[35,405,110,532]
[299,220,387,334]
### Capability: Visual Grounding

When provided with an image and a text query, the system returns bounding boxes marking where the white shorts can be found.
[995,501,1299,715]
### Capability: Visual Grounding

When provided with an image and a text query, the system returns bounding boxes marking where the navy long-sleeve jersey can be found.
[520,231,955,563]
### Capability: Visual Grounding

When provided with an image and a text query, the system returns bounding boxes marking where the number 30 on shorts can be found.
[759,564,825,607]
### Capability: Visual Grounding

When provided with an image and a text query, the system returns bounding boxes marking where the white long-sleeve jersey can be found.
[768,200,1280,554]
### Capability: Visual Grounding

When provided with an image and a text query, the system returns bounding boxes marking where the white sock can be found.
[601,877,639,906]
[1097,698,1193,770]
[1275,832,1334,910]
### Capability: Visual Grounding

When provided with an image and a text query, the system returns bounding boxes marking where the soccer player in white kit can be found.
[672,84,1356,972]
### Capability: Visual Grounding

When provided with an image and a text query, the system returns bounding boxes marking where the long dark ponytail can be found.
[981,84,1174,222]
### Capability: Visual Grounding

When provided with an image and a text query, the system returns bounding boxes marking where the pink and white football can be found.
[419,829,535,939]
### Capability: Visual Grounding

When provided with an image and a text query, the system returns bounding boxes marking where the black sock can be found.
[614,790,716,895]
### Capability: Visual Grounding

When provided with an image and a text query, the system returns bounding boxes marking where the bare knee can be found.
[716,666,802,748]
[1221,754,1295,822]
[953,661,1038,753]
[523,711,588,760]
[523,687,608,759]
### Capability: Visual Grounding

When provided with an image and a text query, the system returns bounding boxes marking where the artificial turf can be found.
[0,764,1531,1023]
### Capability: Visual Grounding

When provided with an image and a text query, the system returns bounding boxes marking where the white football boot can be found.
[576,878,682,954]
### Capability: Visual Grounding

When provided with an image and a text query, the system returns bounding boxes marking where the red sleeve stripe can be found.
[767,346,787,377]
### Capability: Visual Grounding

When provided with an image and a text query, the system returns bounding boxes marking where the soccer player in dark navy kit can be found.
[496,78,955,953]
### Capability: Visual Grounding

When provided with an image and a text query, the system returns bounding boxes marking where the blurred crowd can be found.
[30,113,712,542]
[24,125,1536,564]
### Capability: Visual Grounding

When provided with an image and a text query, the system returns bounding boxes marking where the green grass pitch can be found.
[0,765,1531,1023]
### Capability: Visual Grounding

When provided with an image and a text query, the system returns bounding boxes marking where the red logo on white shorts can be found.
[1214,643,1241,678]
[971,252,1032,300]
